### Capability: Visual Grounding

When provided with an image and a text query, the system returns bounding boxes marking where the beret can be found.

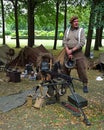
[70,16,78,23]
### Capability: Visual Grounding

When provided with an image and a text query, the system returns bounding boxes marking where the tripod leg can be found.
[68,83,91,126]
[68,82,75,93]
[79,107,91,126]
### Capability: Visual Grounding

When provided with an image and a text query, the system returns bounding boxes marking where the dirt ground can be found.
[0,68,104,130]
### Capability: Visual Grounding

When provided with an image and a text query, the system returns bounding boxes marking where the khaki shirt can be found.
[63,27,86,49]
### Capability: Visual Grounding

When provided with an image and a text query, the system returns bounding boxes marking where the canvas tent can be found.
[0,45,15,65]
[36,52,54,68]
[55,48,65,65]
[95,53,104,71]
[9,44,53,67]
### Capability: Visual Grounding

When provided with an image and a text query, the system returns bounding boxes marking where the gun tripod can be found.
[41,74,91,126]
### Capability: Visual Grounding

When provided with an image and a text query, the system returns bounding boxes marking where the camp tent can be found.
[0,45,15,65]
[55,48,65,65]
[95,53,104,71]
[9,44,53,67]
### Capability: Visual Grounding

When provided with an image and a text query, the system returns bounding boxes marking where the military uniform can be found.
[63,27,88,85]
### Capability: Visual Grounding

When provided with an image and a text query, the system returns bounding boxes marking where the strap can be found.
[66,27,70,38]
[66,27,83,44]
[78,28,83,44]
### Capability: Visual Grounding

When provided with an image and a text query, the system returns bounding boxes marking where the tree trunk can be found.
[1,0,6,45]
[93,0,104,50]
[85,3,94,57]
[94,28,100,50]
[99,15,104,47]
[53,1,59,50]
[64,0,67,32]
[94,10,101,50]
[61,0,67,47]
[15,0,20,48]
[27,0,35,47]
[98,27,103,47]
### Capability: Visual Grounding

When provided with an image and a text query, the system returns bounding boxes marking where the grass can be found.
[0,38,63,48]
[0,37,104,129]
[0,69,104,130]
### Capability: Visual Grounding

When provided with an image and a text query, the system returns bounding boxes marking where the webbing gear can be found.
[66,27,70,38]
[66,27,83,44]
[78,28,83,44]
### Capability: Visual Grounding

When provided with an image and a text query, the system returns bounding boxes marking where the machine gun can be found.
[39,61,91,126]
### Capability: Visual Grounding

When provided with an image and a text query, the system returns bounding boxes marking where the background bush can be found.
[10,30,64,39]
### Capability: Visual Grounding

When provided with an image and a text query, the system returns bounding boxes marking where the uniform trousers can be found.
[63,49,88,84]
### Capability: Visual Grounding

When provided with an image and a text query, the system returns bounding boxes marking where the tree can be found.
[4,0,104,52]
[27,0,48,47]
[85,0,104,57]
[9,0,20,48]
[53,0,60,50]
[85,2,94,57]
[98,15,104,47]
[63,0,67,32]
[1,0,6,45]
[93,0,104,50]
[27,0,35,47]
[94,13,101,50]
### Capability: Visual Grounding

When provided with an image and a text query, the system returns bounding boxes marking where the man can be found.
[63,16,88,93]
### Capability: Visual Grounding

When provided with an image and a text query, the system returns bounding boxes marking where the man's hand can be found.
[65,47,72,55]
[67,49,72,55]
[65,47,73,59]
[68,54,73,59]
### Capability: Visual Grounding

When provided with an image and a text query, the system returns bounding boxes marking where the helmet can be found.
[65,58,76,69]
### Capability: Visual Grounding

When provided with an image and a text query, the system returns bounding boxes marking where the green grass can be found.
[0,69,104,130]
[0,38,63,48]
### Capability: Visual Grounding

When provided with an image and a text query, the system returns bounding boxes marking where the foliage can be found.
[9,30,64,40]
[91,0,104,29]
[1,0,103,52]
[35,1,56,30]
[67,5,90,28]
[5,30,11,35]
[11,32,16,37]
[19,30,28,36]
[4,0,90,33]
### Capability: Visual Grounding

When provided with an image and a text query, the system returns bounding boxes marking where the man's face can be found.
[72,19,79,28]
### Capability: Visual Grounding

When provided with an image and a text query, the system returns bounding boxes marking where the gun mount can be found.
[37,61,91,126]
